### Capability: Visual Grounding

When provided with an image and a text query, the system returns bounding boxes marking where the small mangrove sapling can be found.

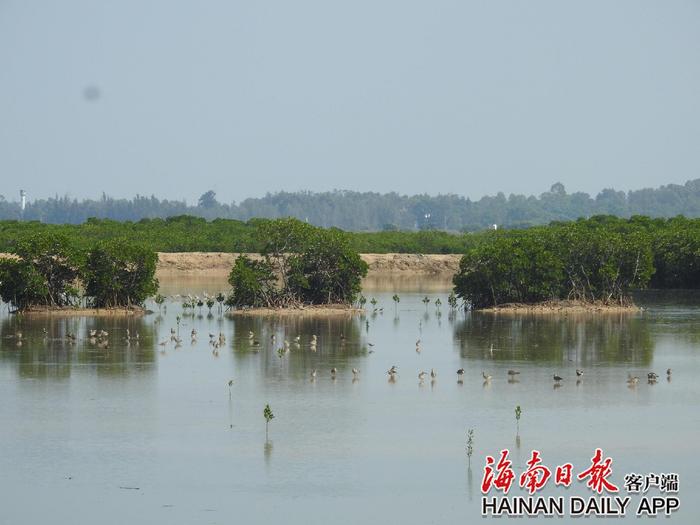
[264,403,275,439]
[448,292,458,310]
[154,293,165,312]
[466,428,475,468]
[215,292,225,313]
[358,294,367,309]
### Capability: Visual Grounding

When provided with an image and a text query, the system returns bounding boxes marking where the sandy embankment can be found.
[0,251,462,277]
[154,252,463,278]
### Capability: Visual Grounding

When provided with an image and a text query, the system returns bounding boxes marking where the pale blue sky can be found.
[1,1,699,204]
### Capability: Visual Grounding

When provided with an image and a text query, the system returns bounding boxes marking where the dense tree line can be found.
[453,216,700,308]
[2,216,700,296]
[3,179,700,230]
[0,234,158,311]
[0,216,477,254]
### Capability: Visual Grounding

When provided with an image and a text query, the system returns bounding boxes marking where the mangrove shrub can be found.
[0,233,81,309]
[453,220,654,308]
[227,256,278,308]
[82,240,159,307]
[228,219,368,307]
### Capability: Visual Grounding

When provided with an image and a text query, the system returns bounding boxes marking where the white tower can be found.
[20,190,27,211]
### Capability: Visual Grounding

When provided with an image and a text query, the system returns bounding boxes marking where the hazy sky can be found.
[1,1,699,204]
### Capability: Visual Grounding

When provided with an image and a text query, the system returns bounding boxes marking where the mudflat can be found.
[154,252,462,277]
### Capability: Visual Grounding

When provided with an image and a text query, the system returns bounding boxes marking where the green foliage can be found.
[0,233,80,309]
[5,213,698,268]
[285,227,368,304]
[0,233,160,310]
[228,219,368,307]
[453,218,656,307]
[466,428,475,467]
[263,403,274,438]
[227,256,278,308]
[0,259,48,310]
[264,404,274,422]
[448,292,458,309]
[154,293,166,312]
[82,240,159,307]
[650,217,700,288]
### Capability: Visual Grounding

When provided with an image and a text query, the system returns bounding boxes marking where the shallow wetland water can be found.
[1,278,698,524]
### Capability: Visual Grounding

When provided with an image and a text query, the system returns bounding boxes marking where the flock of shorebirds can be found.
[5,328,675,389]
[294,366,673,386]
[218,331,675,388]
[5,329,137,349]
[157,328,228,356]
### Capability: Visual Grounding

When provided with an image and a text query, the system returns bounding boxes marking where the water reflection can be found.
[0,315,157,380]
[453,311,654,365]
[227,314,370,381]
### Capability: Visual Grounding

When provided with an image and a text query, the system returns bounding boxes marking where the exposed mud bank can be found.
[477,300,639,314]
[155,252,462,278]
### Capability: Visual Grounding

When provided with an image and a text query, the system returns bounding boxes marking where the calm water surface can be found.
[1,280,699,524]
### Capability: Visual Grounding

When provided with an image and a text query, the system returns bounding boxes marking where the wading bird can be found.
[576,369,584,377]
[457,368,465,380]
[482,371,492,381]
[553,374,563,383]
[507,370,520,377]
